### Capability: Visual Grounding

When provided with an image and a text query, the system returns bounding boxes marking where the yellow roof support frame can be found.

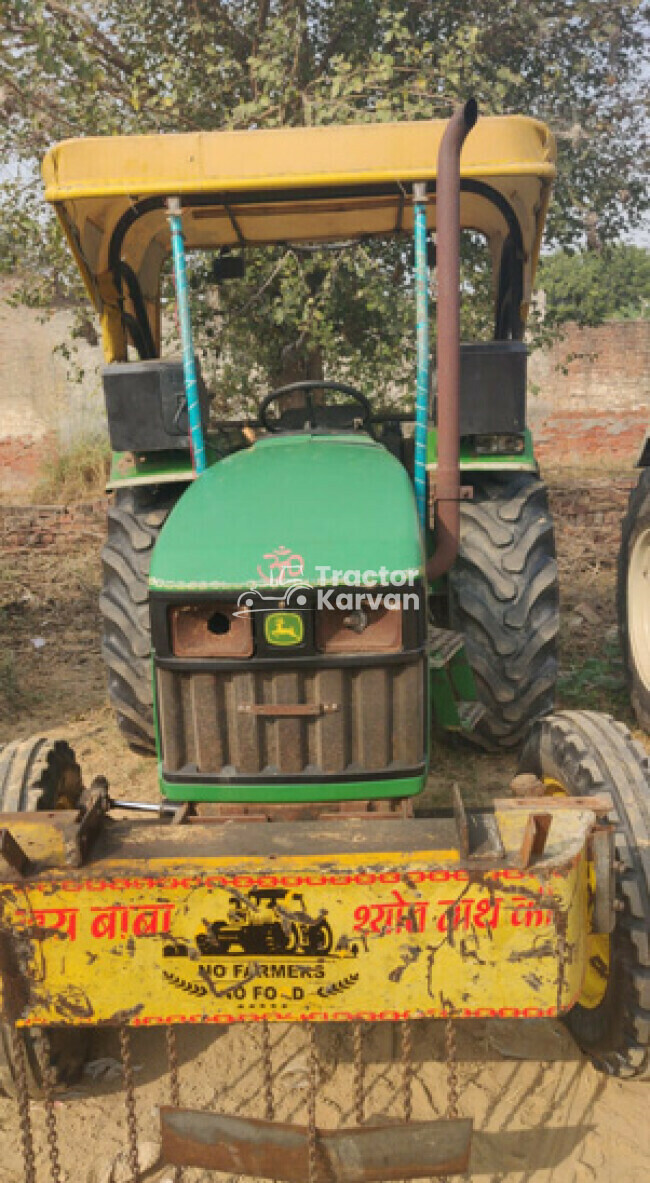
[42,116,556,362]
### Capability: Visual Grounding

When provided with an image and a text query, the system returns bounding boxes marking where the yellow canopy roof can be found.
[42,116,556,361]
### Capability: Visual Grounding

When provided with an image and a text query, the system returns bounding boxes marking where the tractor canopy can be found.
[42,116,556,363]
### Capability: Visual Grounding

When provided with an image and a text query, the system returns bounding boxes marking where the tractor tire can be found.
[100,485,183,755]
[0,736,90,1098]
[519,710,650,1078]
[617,468,650,732]
[307,919,334,956]
[447,472,559,749]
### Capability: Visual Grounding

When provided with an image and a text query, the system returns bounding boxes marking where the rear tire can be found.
[617,468,650,732]
[519,710,650,1077]
[447,473,559,749]
[100,486,183,754]
[0,737,90,1097]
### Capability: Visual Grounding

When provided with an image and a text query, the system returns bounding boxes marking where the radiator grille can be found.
[157,660,425,780]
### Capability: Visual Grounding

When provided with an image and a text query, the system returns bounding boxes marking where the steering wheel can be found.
[258,380,373,434]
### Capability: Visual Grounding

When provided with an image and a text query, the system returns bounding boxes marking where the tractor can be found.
[1,102,649,1181]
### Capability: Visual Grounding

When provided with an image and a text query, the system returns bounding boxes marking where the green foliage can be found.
[536,244,650,331]
[1,1,649,399]
[557,644,628,714]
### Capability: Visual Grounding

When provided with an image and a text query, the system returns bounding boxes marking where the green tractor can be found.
[1,105,649,1176]
[54,110,565,758]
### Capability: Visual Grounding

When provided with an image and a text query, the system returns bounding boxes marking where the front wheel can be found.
[519,710,650,1077]
[617,468,650,732]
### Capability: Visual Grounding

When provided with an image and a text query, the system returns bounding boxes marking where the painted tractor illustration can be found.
[197,889,334,957]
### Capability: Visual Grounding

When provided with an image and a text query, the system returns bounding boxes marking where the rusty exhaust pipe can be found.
[426,99,478,583]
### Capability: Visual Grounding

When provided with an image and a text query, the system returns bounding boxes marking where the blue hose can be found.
[168,210,207,475]
[413,189,429,531]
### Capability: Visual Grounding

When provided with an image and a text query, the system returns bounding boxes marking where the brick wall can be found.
[528,320,650,419]
[0,499,108,549]
[527,319,649,465]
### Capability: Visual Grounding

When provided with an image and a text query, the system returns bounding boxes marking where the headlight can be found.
[170,603,253,658]
[316,597,402,653]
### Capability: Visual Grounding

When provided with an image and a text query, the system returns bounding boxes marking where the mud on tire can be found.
[0,736,89,1097]
[448,473,559,749]
[100,485,183,754]
[617,468,650,733]
[519,710,650,1078]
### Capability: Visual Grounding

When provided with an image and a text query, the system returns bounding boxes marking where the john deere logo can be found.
[265,612,304,646]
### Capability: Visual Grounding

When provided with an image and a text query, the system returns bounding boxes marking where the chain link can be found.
[445,1018,459,1121]
[352,1022,364,1125]
[9,1025,36,1183]
[119,1025,140,1183]
[165,1026,182,1183]
[307,1022,319,1183]
[260,1019,275,1122]
[556,911,568,1011]
[401,1020,413,1124]
[35,1030,63,1183]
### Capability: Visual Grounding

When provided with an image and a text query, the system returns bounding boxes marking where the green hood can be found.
[150,434,423,592]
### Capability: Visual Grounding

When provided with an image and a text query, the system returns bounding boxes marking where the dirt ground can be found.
[0,464,649,1182]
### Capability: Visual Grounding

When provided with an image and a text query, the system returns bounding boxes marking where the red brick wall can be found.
[529,320,650,415]
[528,320,649,465]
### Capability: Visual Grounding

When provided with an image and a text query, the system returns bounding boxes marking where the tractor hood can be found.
[149,434,423,593]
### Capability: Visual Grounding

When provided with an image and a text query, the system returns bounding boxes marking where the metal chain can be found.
[445,1018,459,1121]
[260,1019,275,1122]
[556,911,568,1010]
[438,1020,462,1183]
[401,1020,413,1123]
[307,1022,319,1183]
[35,1030,63,1183]
[119,1025,140,1183]
[353,1022,364,1125]
[9,1025,36,1183]
[165,1026,182,1183]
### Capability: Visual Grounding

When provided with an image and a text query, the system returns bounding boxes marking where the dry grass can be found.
[33,435,110,502]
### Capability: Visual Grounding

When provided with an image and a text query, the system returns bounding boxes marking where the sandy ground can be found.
[1,467,649,1182]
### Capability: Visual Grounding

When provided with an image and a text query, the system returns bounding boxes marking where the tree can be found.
[1,1,648,398]
[536,244,650,332]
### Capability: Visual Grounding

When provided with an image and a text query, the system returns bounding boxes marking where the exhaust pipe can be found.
[426,99,478,583]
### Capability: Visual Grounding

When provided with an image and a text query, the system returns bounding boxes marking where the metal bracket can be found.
[590,825,617,934]
[238,703,339,717]
[0,829,29,877]
[516,813,552,870]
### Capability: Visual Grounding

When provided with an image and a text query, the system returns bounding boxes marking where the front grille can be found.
[157,659,425,781]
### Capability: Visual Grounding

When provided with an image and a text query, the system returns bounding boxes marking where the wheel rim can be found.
[543,778,611,1009]
[627,525,650,690]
